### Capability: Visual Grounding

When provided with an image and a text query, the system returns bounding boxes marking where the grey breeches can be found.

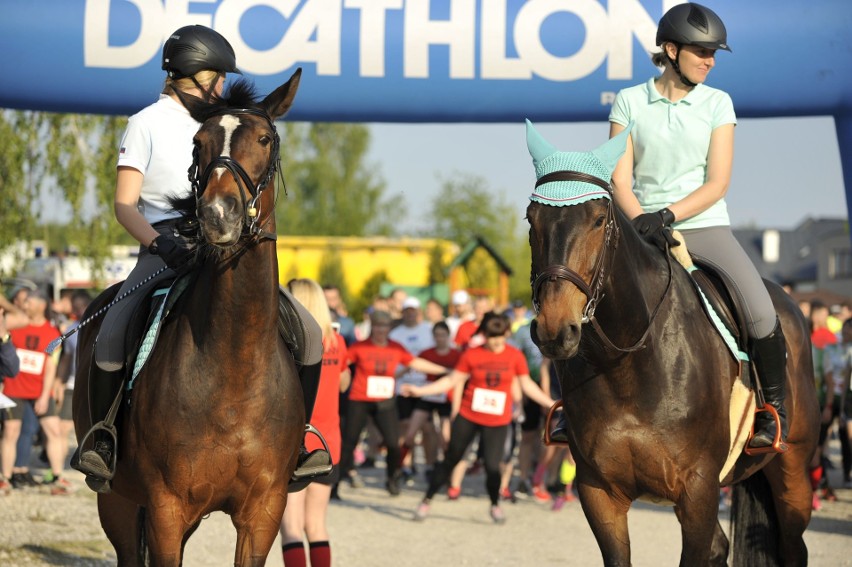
[678,226,777,339]
[94,241,174,371]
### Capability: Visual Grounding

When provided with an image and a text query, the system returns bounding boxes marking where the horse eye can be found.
[259,135,271,146]
[595,215,606,227]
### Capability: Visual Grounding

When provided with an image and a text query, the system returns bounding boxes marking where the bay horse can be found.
[72,70,305,566]
[524,121,819,566]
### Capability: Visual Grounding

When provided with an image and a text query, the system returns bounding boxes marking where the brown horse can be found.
[72,70,304,566]
[525,122,819,566]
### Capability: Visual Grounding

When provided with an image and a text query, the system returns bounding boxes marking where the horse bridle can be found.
[188,107,281,241]
[530,170,673,353]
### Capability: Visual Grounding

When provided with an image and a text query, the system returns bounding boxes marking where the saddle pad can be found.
[129,275,191,389]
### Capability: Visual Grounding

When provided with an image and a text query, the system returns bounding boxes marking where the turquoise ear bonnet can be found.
[526,120,633,207]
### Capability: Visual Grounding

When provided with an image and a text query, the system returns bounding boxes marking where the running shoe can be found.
[401,467,416,487]
[552,495,575,511]
[532,485,552,503]
[447,486,461,500]
[812,492,821,511]
[386,477,401,496]
[10,472,40,489]
[489,505,506,524]
[45,476,74,496]
[414,502,431,522]
[514,479,532,498]
[0,478,11,495]
[346,473,365,489]
[499,487,513,501]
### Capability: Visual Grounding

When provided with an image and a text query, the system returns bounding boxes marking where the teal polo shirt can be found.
[609,77,737,230]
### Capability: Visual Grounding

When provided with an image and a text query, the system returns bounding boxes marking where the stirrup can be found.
[744,404,788,455]
[288,424,333,493]
[543,401,570,447]
[74,423,119,480]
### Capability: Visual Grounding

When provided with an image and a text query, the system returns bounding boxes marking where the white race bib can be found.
[471,387,507,416]
[17,349,46,375]
[366,375,396,400]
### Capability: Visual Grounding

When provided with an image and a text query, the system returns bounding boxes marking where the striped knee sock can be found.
[309,540,331,567]
[282,542,306,567]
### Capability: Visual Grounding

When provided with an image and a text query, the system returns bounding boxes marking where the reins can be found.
[531,171,674,353]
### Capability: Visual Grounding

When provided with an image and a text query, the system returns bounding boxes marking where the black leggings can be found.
[425,415,508,506]
[340,398,400,481]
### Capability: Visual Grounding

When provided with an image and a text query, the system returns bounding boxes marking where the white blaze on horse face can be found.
[215,114,241,182]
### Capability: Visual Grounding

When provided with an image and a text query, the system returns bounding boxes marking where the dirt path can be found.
[2,442,851,566]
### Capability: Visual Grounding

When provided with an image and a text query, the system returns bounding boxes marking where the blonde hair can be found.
[162,69,221,96]
[287,278,335,341]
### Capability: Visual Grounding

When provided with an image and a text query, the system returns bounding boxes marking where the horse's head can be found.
[185,69,301,247]
[525,120,632,359]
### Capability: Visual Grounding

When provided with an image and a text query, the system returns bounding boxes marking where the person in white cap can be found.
[389,297,436,483]
[446,290,473,342]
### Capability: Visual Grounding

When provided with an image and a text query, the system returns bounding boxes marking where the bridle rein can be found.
[187,107,281,241]
[530,170,673,353]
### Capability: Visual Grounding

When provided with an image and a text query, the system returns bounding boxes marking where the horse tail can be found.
[137,506,150,566]
[730,470,781,567]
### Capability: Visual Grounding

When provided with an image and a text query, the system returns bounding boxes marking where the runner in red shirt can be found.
[339,310,450,496]
[399,321,461,479]
[0,288,68,493]
[279,279,352,567]
[402,312,555,524]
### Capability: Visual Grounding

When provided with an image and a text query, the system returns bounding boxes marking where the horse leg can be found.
[709,520,729,567]
[762,453,813,566]
[231,490,288,566]
[143,494,198,567]
[97,492,144,566]
[673,478,722,566]
[576,482,631,566]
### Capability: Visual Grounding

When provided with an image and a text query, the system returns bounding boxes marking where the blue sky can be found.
[367,116,847,235]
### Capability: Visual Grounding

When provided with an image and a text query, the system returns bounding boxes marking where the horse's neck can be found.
[193,241,280,337]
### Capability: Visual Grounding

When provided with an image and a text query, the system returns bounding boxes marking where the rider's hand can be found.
[632,209,680,250]
[149,234,193,270]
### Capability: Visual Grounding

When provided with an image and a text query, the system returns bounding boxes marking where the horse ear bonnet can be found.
[526,120,633,207]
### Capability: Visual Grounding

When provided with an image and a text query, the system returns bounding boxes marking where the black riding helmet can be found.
[162,25,242,79]
[656,2,731,52]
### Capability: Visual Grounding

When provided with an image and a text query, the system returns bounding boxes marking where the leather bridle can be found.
[188,107,281,241]
[530,171,673,353]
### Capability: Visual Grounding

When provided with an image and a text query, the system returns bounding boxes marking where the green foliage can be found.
[317,247,351,305]
[427,242,447,285]
[275,123,402,236]
[424,173,532,303]
[353,269,388,321]
[0,110,127,283]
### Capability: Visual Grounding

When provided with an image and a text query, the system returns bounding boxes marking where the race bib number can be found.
[17,349,46,375]
[366,375,395,400]
[471,388,507,416]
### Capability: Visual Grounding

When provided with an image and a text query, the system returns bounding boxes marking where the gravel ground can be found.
[2,440,850,566]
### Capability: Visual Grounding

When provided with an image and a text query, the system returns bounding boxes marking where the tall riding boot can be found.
[748,319,789,449]
[292,360,333,483]
[74,368,124,489]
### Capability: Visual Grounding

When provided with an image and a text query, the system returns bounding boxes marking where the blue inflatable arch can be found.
[1,0,850,223]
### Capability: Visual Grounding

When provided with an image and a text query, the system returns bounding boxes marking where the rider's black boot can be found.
[73,368,123,490]
[748,319,789,450]
[292,360,332,483]
[549,411,570,445]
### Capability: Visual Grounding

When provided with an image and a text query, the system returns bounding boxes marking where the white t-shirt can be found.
[117,95,201,224]
[389,322,435,391]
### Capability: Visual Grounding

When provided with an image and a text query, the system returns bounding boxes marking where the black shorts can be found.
[414,398,452,418]
[397,396,417,421]
[59,388,74,421]
[311,465,340,486]
[1,397,57,421]
[521,397,543,432]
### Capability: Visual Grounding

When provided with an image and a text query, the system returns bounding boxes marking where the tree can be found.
[275,123,402,236]
[424,173,532,302]
[317,246,351,306]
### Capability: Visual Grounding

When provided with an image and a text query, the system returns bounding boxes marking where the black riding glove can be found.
[148,234,193,270]
[632,208,680,250]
